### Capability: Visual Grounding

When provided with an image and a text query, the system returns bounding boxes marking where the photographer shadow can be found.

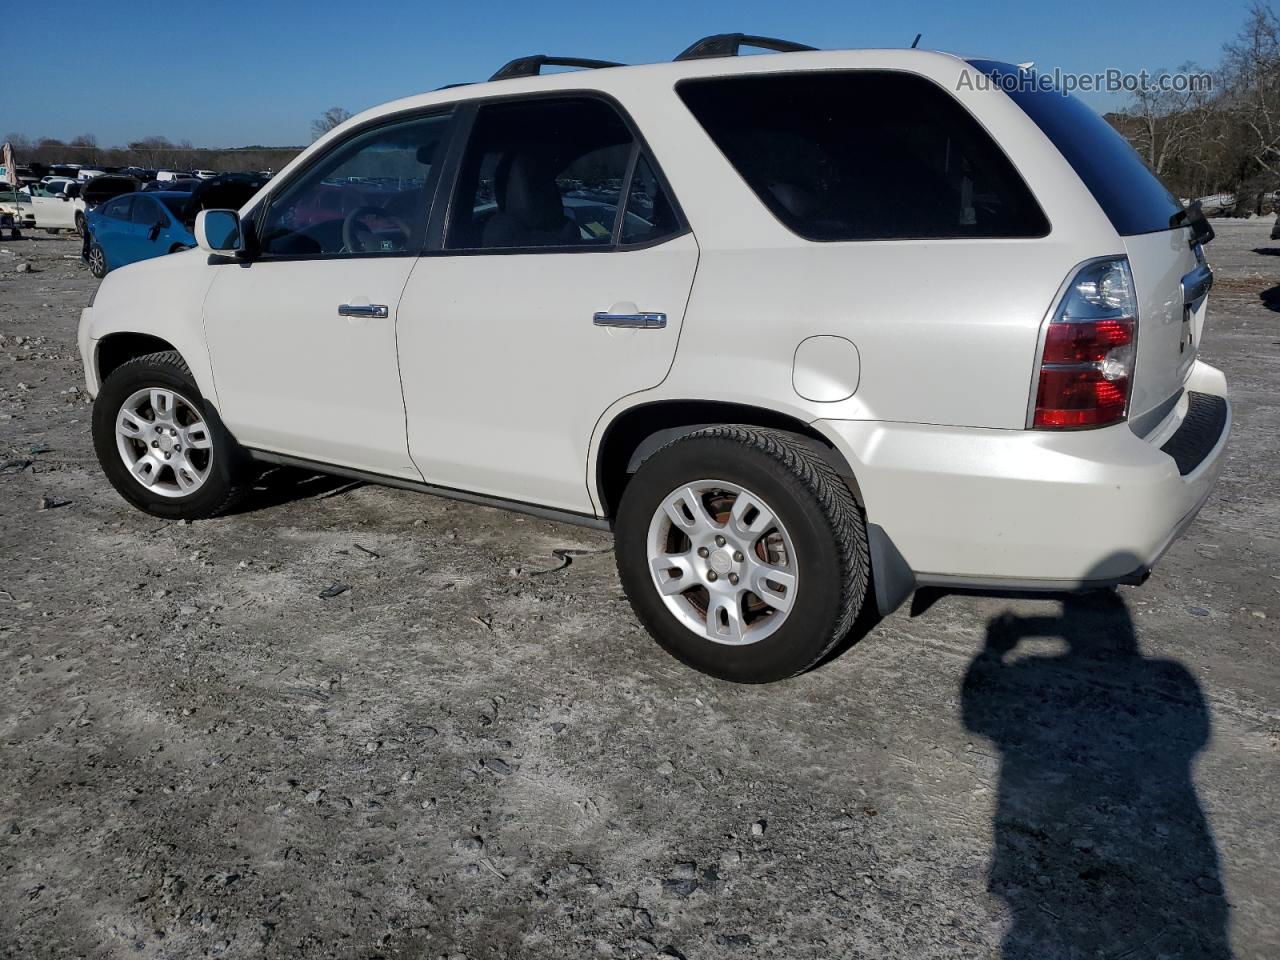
[961,588,1231,958]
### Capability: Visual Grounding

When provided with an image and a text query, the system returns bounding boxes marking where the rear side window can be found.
[677,71,1049,241]
[969,61,1184,237]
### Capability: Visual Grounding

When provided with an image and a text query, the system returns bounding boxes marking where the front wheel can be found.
[92,351,249,520]
[614,426,869,683]
[87,242,108,278]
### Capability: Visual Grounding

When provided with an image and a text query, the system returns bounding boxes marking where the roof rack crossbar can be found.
[674,33,816,61]
[489,55,624,82]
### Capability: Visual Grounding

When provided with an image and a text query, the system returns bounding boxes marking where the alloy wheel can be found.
[646,480,798,645]
[114,387,213,498]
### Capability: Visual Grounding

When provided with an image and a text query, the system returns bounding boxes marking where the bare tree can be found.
[1122,62,1215,176]
[1220,2,1280,186]
[3,133,32,150]
[68,133,99,165]
[128,136,178,169]
[311,107,352,141]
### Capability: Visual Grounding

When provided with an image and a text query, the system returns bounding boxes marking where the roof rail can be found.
[489,55,623,82]
[674,33,816,61]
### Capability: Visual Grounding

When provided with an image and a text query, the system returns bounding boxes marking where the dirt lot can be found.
[1,222,1277,960]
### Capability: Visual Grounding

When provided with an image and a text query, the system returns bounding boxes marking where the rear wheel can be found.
[92,351,249,520]
[87,242,108,278]
[74,212,85,236]
[614,426,869,683]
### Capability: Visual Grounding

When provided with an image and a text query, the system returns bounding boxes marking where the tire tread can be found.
[642,425,869,679]
[97,350,248,518]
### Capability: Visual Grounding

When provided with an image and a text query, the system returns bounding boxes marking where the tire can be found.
[614,425,869,683]
[92,351,249,520]
[74,213,85,237]
[87,242,108,278]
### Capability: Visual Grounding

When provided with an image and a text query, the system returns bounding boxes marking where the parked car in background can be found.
[193,169,218,180]
[0,188,36,230]
[84,176,264,277]
[85,193,195,277]
[25,180,82,232]
[73,174,140,235]
[151,177,200,193]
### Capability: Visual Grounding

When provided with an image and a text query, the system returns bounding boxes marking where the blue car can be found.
[85,192,195,277]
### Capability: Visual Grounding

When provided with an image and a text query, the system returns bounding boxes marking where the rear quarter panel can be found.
[613,52,1123,431]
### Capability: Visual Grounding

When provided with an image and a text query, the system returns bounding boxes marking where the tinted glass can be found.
[159,195,189,219]
[445,98,634,250]
[130,196,165,225]
[103,196,133,220]
[969,60,1184,236]
[259,111,452,257]
[621,154,680,245]
[678,72,1049,241]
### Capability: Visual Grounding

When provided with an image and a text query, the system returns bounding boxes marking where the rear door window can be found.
[677,71,1049,241]
[443,97,684,252]
[445,98,633,251]
[620,154,680,246]
[130,196,164,225]
[968,60,1185,236]
[103,196,133,221]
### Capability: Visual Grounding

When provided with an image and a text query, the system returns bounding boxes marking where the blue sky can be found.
[9,0,1251,148]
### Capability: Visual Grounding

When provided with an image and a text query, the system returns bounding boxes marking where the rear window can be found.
[969,61,1184,236]
[676,71,1049,241]
[159,195,189,219]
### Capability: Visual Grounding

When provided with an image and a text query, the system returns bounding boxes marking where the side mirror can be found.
[59,194,70,201]
[195,209,242,254]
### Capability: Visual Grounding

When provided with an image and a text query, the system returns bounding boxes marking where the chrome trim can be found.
[338,303,390,319]
[593,311,667,329]
[1181,263,1213,305]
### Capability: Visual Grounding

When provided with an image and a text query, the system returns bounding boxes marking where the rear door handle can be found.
[593,311,666,329]
[338,303,389,319]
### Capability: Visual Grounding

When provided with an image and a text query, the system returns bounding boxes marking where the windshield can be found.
[968,60,1185,236]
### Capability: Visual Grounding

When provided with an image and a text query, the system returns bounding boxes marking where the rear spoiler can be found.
[1174,200,1214,247]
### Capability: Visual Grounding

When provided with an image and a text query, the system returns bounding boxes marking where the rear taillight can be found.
[1033,258,1137,429]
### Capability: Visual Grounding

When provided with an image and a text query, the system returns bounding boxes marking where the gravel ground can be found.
[1,221,1277,960]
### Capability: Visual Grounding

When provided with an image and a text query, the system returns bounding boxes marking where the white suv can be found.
[77,36,1230,682]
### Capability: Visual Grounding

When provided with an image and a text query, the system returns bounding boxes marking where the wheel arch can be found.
[593,398,863,519]
[95,333,182,385]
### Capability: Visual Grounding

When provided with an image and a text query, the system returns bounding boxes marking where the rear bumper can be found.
[814,360,1230,611]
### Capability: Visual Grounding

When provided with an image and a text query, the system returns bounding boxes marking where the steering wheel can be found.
[341,206,411,253]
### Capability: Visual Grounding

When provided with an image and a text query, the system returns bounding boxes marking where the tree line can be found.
[1,133,303,176]
[1103,3,1277,212]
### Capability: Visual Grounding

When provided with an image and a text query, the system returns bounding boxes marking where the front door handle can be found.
[593,311,666,329]
[338,303,389,319]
